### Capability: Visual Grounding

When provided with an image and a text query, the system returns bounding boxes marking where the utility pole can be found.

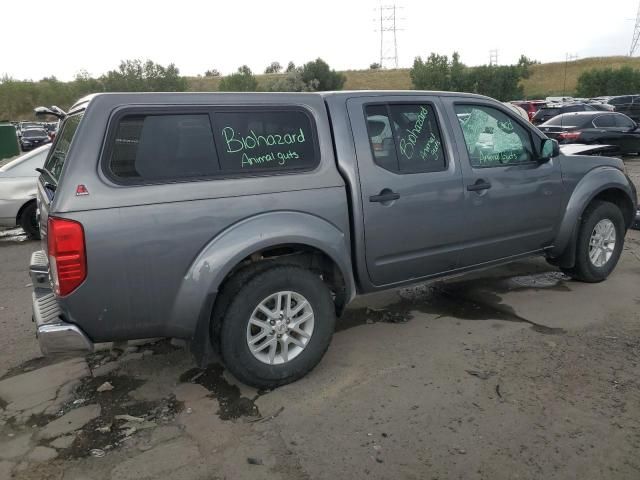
[489,49,498,66]
[562,53,579,97]
[630,0,640,56]
[375,5,404,68]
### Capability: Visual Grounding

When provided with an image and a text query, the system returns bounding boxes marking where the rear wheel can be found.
[562,200,625,282]
[19,202,40,240]
[219,265,335,388]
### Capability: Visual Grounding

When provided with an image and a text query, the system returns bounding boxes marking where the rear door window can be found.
[43,113,83,183]
[593,115,616,128]
[364,103,446,174]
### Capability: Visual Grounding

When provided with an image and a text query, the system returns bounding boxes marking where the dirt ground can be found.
[0,160,638,480]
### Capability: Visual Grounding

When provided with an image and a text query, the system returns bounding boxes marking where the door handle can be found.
[369,189,400,203]
[467,180,492,192]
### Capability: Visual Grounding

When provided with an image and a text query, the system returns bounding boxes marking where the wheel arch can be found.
[549,167,636,267]
[169,211,355,363]
[15,198,36,225]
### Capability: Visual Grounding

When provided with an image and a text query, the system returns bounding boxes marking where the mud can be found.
[180,365,260,420]
[339,270,569,335]
[59,374,181,459]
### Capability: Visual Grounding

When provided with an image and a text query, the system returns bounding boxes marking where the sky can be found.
[2,0,638,81]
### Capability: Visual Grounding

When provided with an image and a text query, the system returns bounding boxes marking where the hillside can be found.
[187,56,640,98]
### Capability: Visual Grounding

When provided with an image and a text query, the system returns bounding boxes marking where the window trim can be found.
[362,100,449,175]
[100,105,322,186]
[453,101,538,169]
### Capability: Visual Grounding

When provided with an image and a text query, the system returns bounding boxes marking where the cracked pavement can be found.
[0,159,638,480]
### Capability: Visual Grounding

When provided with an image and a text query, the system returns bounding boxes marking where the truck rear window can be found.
[106,108,319,183]
[43,113,83,182]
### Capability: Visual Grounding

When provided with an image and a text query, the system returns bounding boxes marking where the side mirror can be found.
[540,138,560,160]
[34,105,67,120]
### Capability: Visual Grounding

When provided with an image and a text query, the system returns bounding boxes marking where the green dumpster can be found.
[0,123,20,160]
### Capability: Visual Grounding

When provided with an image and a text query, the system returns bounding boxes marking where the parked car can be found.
[503,102,530,121]
[606,95,640,122]
[20,128,51,151]
[510,100,546,121]
[16,122,43,137]
[532,103,596,125]
[589,103,615,112]
[30,92,637,388]
[0,145,50,238]
[538,112,640,155]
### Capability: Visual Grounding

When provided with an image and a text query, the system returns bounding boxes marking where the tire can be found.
[219,265,336,389]
[561,200,625,283]
[19,202,40,240]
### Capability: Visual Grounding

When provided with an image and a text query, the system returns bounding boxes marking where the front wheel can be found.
[562,200,625,283]
[219,265,336,388]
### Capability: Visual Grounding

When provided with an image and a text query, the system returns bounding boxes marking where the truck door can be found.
[346,96,467,286]
[443,99,563,267]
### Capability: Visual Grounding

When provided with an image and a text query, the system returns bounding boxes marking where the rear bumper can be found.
[30,250,93,355]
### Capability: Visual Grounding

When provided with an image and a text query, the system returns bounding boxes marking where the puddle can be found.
[338,270,568,335]
[180,365,260,420]
[0,227,28,244]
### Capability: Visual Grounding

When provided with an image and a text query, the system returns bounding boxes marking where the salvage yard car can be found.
[30,92,638,388]
[539,111,640,155]
[0,144,50,238]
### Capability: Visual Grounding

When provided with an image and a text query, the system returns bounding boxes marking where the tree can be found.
[265,70,318,92]
[369,62,382,70]
[264,62,282,74]
[100,59,187,92]
[204,69,220,77]
[410,53,451,90]
[218,65,258,92]
[576,66,640,97]
[286,61,296,73]
[449,52,467,92]
[300,58,345,91]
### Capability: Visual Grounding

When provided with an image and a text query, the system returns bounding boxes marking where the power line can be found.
[374,5,404,68]
[489,49,498,66]
[630,0,640,56]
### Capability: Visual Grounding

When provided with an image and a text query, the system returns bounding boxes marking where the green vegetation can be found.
[4,56,640,120]
[575,66,640,97]
[218,65,258,92]
[409,52,533,101]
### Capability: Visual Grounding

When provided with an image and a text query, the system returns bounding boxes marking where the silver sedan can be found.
[0,145,50,239]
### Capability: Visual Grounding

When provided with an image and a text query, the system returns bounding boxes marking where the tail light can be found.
[559,131,582,141]
[47,217,86,296]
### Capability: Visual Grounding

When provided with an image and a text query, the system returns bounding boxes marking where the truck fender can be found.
[168,210,356,342]
[550,166,636,261]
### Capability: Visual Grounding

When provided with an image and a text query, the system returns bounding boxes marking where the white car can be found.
[0,145,50,239]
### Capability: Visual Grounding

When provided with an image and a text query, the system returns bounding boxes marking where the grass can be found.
[185,56,640,99]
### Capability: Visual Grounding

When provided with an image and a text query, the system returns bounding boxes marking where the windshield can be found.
[23,129,47,138]
[42,113,83,182]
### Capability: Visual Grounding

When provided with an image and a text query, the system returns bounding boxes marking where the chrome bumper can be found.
[30,250,93,355]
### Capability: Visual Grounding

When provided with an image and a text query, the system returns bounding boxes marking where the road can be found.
[0,159,638,480]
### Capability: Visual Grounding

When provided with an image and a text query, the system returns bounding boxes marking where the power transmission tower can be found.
[489,49,498,66]
[630,1,640,56]
[376,5,404,68]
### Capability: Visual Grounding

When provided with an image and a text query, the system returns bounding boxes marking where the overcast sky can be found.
[2,0,638,81]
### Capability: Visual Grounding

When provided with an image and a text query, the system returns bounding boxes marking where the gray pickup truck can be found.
[31,91,637,387]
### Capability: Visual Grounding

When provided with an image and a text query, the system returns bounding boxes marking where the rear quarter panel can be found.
[49,93,351,342]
